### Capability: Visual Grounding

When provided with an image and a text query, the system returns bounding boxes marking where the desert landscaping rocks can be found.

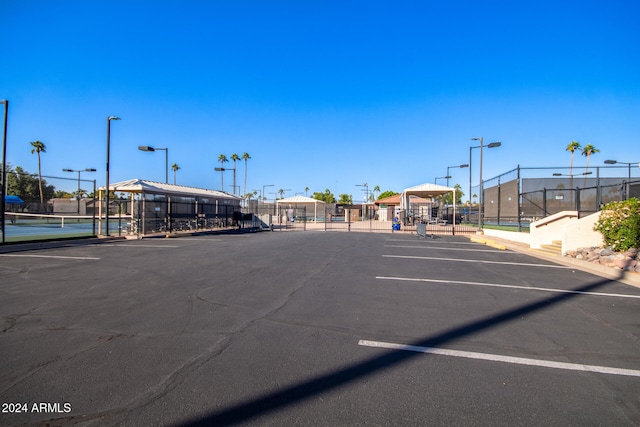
[566,247,640,273]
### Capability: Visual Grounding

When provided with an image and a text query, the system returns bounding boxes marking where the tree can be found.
[242,152,251,200]
[581,144,600,186]
[313,189,336,203]
[566,140,581,206]
[7,166,54,205]
[566,141,581,177]
[304,186,309,197]
[30,140,46,205]
[277,188,285,199]
[171,163,180,185]
[377,190,398,200]
[230,153,240,195]
[54,190,74,198]
[373,185,380,200]
[217,154,228,190]
[442,183,464,205]
[338,194,353,204]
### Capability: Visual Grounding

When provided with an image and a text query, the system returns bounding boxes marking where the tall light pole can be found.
[262,184,274,203]
[356,183,369,203]
[0,100,8,244]
[605,159,639,199]
[105,116,120,236]
[446,164,468,187]
[470,137,501,231]
[138,146,169,183]
[63,168,96,214]
[215,167,236,193]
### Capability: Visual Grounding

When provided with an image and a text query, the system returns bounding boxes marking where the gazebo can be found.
[399,182,456,225]
[276,195,326,221]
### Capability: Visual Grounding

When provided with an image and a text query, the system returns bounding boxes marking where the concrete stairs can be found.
[537,240,562,256]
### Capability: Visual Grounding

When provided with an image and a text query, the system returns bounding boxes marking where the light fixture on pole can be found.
[262,184,274,203]
[215,167,236,193]
[446,164,468,188]
[63,168,97,214]
[105,115,121,236]
[470,137,501,231]
[355,183,369,203]
[605,159,638,185]
[434,176,451,185]
[138,146,169,184]
[552,172,592,177]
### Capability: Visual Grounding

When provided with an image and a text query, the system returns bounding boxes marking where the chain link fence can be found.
[481,165,639,230]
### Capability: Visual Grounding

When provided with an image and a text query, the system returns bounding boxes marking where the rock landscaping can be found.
[565,247,640,273]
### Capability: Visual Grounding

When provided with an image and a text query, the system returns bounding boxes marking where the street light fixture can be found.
[355,183,369,203]
[138,145,169,184]
[552,172,592,177]
[262,184,274,203]
[105,115,121,236]
[446,164,469,187]
[434,176,451,185]
[63,168,97,214]
[605,159,639,185]
[470,137,501,231]
[215,167,236,192]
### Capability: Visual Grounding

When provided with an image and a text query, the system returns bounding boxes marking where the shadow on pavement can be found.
[178,271,624,426]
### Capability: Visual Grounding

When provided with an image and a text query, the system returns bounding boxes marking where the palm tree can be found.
[566,141,581,206]
[230,153,240,195]
[242,152,251,201]
[217,154,228,190]
[373,185,381,200]
[278,188,285,199]
[566,141,581,176]
[304,186,309,197]
[581,144,600,187]
[30,140,46,206]
[171,163,180,185]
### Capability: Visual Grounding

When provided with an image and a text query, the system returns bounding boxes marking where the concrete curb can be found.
[467,235,640,289]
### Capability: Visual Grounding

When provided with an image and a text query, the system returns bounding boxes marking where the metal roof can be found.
[102,179,241,199]
[276,195,326,204]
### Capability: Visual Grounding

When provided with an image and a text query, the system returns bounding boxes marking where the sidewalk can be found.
[469,234,640,289]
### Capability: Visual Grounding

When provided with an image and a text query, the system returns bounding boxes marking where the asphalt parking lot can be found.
[1,231,640,426]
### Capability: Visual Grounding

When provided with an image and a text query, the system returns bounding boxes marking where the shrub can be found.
[594,198,640,252]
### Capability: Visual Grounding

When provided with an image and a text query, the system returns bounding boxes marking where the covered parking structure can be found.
[98,179,241,235]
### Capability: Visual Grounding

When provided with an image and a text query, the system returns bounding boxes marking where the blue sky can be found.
[2,0,638,202]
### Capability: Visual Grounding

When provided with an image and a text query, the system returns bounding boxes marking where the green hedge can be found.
[593,198,640,252]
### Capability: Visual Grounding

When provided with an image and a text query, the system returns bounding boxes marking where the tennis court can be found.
[4,212,98,241]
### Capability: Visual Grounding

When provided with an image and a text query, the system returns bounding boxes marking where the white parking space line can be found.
[386,239,478,245]
[0,254,100,260]
[376,276,640,299]
[382,254,571,269]
[386,245,505,253]
[109,244,180,248]
[358,340,640,378]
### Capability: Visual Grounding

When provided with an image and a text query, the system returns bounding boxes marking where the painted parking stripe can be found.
[0,254,100,260]
[110,244,180,248]
[386,245,505,253]
[382,254,571,268]
[376,276,640,299]
[358,340,640,378]
[386,239,478,245]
